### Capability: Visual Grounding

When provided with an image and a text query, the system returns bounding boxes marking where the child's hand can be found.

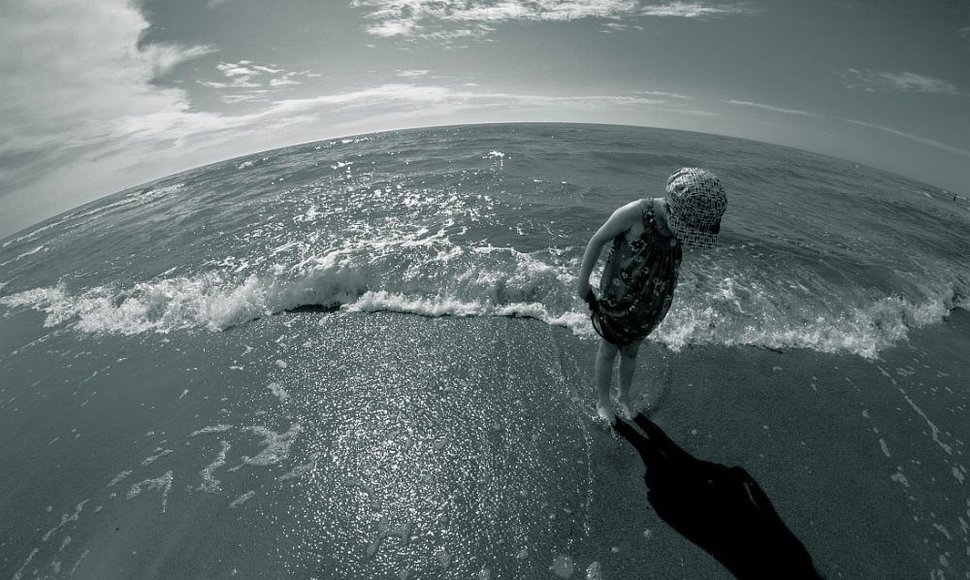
[578,283,598,311]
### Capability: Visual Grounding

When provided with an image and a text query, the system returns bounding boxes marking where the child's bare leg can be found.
[616,340,642,418]
[595,338,620,421]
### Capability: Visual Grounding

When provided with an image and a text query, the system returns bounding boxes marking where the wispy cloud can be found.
[263,84,676,116]
[842,118,970,159]
[635,90,691,100]
[725,100,816,117]
[724,100,970,159]
[198,63,261,89]
[198,61,319,99]
[144,44,217,77]
[351,0,756,39]
[640,2,756,18]
[270,77,303,87]
[221,94,268,104]
[958,26,970,38]
[396,69,431,78]
[839,69,962,95]
[602,22,634,33]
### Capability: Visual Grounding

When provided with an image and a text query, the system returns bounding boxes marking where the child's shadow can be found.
[613,414,822,580]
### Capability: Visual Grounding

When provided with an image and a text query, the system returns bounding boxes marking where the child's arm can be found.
[575,201,641,300]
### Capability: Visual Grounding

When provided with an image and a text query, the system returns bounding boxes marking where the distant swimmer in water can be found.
[576,168,727,422]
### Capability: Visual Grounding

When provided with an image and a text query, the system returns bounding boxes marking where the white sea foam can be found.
[229,490,256,508]
[126,471,174,512]
[2,219,70,249]
[280,452,322,481]
[0,237,962,358]
[140,449,173,466]
[0,244,47,267]
[107,470,132,487]
[2,183,184,253]
[12,548,38,580]
[654,293,951,358]
[68,184,184,227]
[190,424,233,437]
[238,423,301,467]
[336,136,371,145]
[267,382,289,402]
[197,441,231,493]
[0,254,367,334]
[0,267,956,358]
[345,290,594,336]
[41,500,89,543]
[69,550,91,577]
[549,554,574,578]
[347,291,483,317]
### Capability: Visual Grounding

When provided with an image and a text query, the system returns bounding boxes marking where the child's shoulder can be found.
[617,198,651,214]
[618,197,666,217]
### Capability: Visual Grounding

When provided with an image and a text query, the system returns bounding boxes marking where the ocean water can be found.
[1,123,969,578]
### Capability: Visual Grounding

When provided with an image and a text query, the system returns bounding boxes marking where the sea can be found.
[1,123,968,579]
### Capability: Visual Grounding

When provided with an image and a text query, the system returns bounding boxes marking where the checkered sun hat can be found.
[664,167,727,249]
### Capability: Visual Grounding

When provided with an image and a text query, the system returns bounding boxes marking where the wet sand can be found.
[1,309,967,578]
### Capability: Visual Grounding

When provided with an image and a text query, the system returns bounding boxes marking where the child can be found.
[576,168,727,422]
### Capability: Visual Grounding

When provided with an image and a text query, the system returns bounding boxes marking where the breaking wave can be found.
[2,246,964,359]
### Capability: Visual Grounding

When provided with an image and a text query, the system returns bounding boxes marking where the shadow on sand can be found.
[613,413,822,579]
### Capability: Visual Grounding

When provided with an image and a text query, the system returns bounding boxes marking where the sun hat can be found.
[663,167,727,249]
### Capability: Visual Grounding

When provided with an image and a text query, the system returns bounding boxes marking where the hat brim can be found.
[667,210,720,249]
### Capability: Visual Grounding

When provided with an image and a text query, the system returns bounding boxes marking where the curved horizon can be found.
[3,120,965,243]
[2,1,968,238]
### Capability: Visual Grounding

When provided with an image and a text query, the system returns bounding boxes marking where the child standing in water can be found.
[576,168,727,422]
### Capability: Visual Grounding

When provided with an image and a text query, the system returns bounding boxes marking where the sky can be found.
[1,0,969,239]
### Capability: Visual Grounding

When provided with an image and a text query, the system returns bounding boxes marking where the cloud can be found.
[367,18,420,38]
[958,26,970,38]
[262,84,676,118]
[198,62,261,89]
[270,77,303,87]
[0,0,708,236]
[0,0,692,199]
[725,100,816,117]
[220,63,260,78]
[723,100,970,159]
[198,61,316,97]
[635,90,691,100]
[842,119,970,159]
[0,0,212,188]
[221,94,270,103]
[351,0,755,39]
[396,69,431,78]
[640,2,756,17]
[143,44,218,77]
[839,69,962,95]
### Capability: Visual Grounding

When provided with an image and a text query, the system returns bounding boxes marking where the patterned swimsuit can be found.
[593,199,683,346]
